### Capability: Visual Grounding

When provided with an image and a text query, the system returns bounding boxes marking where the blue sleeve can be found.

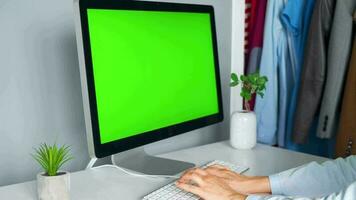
[268,156,356,197]
[246,182,356,200]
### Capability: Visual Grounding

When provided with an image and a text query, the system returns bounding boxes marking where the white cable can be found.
[86,158,98,169]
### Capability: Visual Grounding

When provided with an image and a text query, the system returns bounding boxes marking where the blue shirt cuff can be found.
[269,174,283,195]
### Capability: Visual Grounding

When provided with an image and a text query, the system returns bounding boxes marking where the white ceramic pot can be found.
[37,172,70,200]
[230,111,257,149]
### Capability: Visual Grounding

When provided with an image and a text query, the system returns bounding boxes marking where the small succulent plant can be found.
[32,143,73,176]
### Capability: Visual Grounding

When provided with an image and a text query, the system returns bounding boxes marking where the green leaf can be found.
[257,76,267,85]
[241,87,252,101]
[257,91,264,98]
[249,73,258,85]
[240,75,247,82]
[230,73,239,87]
[230,81,239,87]
[231,73,238,81]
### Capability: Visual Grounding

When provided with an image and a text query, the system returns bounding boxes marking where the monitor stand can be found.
[87,146,195,176]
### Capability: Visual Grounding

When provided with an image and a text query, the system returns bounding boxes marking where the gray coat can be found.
[293,0,336,143]
[316,0,356,139]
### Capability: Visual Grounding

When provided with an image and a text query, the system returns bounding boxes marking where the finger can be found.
[178,168,207,183]
[178,173,205,186]
[179,167,199,181]
[180,168,195,178]
[206,167,233,174]
[193,168,208,176]
[176,182,204,197]
[208,164,230,170]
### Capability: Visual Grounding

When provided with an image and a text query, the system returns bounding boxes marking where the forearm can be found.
[268,156,356,197]
[246,181,356,200]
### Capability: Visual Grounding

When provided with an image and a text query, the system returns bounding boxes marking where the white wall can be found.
[0,0,244,186]
[230,0,245,113]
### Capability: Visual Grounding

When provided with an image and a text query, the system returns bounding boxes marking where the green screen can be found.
[87,9,219,144]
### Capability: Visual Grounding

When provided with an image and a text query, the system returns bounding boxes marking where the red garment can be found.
[244,0,267,111]
[244,0,257,55]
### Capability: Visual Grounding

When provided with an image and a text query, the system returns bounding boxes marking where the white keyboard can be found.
[143,160,248,200]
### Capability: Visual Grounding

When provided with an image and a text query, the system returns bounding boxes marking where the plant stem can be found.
[244,100,251,112]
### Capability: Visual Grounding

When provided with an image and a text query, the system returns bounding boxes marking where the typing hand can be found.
[206,165,271,195]
[176,167,247,200]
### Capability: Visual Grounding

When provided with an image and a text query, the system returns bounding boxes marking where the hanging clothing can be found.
[246,0,267,74]
[280,0,334,158]
[255,0,291,145]
[293,0,336,144]
[281,0,315,70]
[244,0,267,111]
[316,0,356,139]
[243,0,254,112]
[278,0,315,147]
[244,0,253,56]
[335,32,356,158]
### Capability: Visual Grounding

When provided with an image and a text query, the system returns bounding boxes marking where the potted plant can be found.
[32,143,73,200]
[230,72,267,149]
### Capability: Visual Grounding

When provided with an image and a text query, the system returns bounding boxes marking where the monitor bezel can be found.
[77,0,224,158]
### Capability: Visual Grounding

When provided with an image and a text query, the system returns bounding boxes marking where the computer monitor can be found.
[74,0,223,174]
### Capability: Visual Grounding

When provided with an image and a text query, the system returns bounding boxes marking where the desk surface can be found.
[0,141,329,200]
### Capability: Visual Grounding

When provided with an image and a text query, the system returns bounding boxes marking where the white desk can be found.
[0,141,329,199]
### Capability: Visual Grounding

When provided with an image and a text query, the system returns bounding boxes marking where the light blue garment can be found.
[255,0,291,145]
[247,156,356,200]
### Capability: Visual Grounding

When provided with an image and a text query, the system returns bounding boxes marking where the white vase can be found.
[230,111,257,149]
[37,172,70,200]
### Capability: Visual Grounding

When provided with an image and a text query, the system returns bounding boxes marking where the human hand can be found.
[204,165,271,195]
[176,167,247,200]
